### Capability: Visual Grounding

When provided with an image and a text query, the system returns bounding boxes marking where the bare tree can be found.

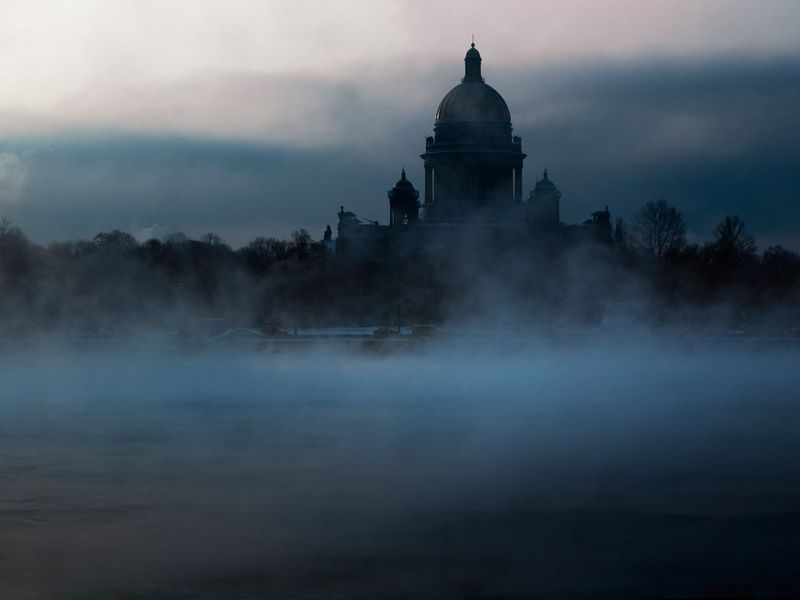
[200,232,230,250]
[244,236,290,270]
[291,229,312,259]
[708,215,757,265]
[0,216,28,245]
[164,232,189,248]
[92,230,137,252]
[632,199,687,259]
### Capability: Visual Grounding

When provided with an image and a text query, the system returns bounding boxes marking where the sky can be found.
[1,0,799,248]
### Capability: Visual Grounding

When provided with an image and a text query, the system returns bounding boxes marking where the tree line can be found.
[0,201,798,336]
[615,201,798,304]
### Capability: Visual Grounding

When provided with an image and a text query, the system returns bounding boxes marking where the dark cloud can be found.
[1,136,405,245]
[501,56,800,246]
[1,55,798,249]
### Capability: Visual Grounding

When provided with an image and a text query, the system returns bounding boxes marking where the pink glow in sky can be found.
[1,0,798,142]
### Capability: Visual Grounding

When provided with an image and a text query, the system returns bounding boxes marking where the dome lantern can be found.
[463,42,483,83]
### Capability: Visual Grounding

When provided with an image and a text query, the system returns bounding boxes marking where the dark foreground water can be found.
[1,343,799,599]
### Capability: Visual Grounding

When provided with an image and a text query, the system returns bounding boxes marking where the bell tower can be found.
[388,169,420,226]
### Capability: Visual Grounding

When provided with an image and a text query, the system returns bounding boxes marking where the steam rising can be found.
[1,343,798,599]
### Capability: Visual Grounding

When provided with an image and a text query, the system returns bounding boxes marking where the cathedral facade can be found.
[335,44,610,260]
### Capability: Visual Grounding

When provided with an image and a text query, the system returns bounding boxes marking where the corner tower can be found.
[388,169,419,226]
[527,169,561,230]
[421,43,526,223]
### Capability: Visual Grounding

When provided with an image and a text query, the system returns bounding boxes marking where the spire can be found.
[401,167,406,181]
[543,167,549,180]
[463,41,483,83]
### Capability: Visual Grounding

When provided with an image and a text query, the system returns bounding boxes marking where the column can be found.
[424,164,433,204]
[513,164,523,203]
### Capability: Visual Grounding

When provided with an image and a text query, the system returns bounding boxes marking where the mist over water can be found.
[1,342,798,599]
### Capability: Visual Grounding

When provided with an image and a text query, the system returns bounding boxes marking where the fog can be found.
[1,342,798,599]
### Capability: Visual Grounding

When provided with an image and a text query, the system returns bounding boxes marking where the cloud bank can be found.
[1,55,798,247]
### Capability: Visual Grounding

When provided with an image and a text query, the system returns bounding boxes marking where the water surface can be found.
[1,344,798,599]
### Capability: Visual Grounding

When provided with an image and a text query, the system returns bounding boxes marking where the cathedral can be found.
[334,43,611,259]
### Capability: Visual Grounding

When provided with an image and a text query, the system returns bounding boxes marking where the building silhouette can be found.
[335,43,610,259]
